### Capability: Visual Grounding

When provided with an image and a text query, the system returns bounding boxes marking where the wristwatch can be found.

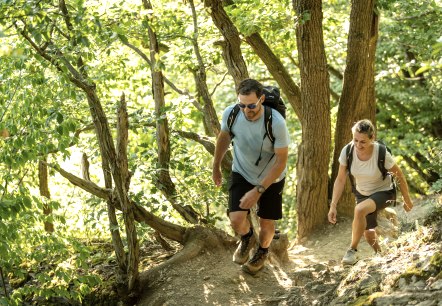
[256,185,266,193]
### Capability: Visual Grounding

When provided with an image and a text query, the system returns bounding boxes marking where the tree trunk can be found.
[245,32,302,118]
[203,0,249,86]
[38,159,54,233]
[293,0,331,238]
[188,0,221,138]
[21,0,141,292]
[143,0,200,225]
[331,0,378,217]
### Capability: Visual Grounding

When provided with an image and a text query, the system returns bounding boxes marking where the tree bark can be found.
[331,0,378,217]
[293,0,331,238]
[38,159,54,233]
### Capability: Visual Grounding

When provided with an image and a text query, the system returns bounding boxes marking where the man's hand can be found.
[239,188,260,210]
[328,205,337,224]
[212,167,222,187]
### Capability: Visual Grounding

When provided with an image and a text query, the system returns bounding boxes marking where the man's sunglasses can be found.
[238,97,261,109]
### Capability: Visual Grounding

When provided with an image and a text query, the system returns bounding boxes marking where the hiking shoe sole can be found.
[241,264,261,275]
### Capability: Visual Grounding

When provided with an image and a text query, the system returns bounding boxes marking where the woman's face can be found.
[353,131,374,153]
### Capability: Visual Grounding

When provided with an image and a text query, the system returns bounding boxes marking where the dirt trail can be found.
[138,199,437,306]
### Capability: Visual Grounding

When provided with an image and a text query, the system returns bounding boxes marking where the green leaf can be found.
[22,196,32,209]
[56,113,64,124]
[56,125,64,135]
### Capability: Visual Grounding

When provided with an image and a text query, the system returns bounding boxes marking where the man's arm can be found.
[212,131,231,186]
[258,146,288,189]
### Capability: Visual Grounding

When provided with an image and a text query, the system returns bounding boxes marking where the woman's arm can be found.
[328,164,348,224]
[389,164,413,212]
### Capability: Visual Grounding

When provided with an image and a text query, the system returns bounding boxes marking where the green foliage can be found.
[170,136,226,225]
[0,195,102,304]
[429,179,442,193]
[374,0,442,193]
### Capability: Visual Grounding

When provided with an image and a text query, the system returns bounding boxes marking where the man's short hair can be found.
[236,78,263,97]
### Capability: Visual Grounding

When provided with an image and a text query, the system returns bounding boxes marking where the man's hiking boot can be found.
[241,248,269,275]
[233,234,256,264]
[341,248,358,266]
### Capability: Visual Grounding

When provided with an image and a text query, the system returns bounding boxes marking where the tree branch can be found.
[42,161,112,199]
[43,161,186,242]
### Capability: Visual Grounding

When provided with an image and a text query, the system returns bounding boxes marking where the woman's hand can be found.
[328,205,337,224]
[403,200,413,212]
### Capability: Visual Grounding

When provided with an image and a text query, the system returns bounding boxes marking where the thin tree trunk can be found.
[120,39,233,171]
[38,158,54,233]
[188,0,221,138]
[85,88,139,294]
[203,0,249,86]
[82,149,128,279]
[245,32,302,118]
[143,0,200,225]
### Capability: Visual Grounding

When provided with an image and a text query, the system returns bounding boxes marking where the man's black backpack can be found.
[345,140,393,190]
[227,85,286,143]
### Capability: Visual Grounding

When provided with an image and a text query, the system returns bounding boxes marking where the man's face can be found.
[237,93,263,121]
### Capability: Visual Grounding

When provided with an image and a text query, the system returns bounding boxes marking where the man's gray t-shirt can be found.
[221,105,290,185]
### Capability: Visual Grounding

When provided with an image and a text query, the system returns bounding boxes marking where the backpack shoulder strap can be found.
[227,104,241,139]
[345,142,354,174]
[345,142,356,191]
[377,142,388,180]
[255,106,275,167]
[264,105,275,143]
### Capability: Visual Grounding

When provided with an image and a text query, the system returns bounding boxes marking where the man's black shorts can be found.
[355,188,396,229]
[228,172,285,220]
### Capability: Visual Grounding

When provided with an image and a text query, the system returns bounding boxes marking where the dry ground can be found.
[136,197,438,306]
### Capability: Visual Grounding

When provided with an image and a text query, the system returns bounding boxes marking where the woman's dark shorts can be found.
[228,172,285,220]
[355,188,396,229]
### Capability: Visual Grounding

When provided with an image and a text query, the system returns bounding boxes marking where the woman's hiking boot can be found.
[241,248,268,275]
[233,234,256,264]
